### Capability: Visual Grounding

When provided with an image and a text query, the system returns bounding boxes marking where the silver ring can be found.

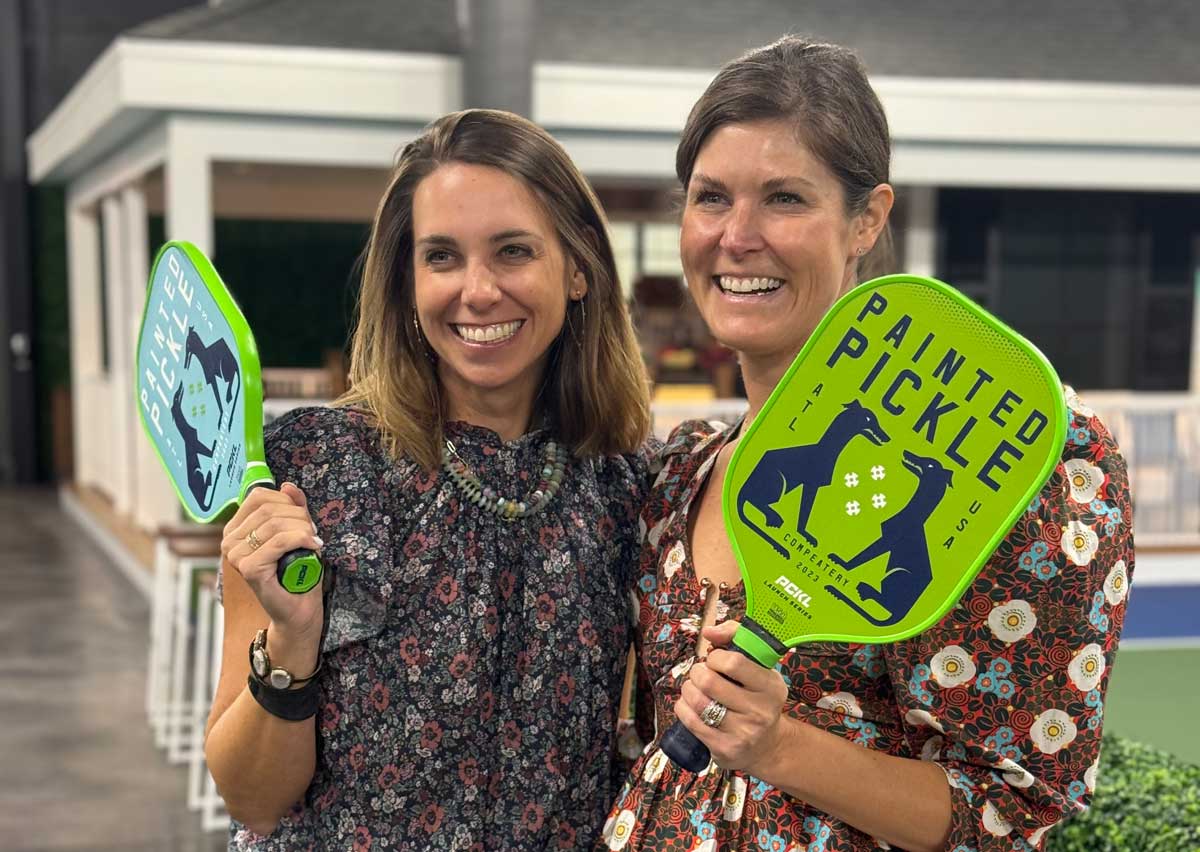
[700,699,727,729]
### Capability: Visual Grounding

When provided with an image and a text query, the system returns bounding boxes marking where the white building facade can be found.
[26,3,1200,546]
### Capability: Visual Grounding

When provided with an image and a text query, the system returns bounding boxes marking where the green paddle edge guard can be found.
[135,241,322,594]
[721,274,1068,668]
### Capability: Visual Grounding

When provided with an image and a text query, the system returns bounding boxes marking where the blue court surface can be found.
[1120,583,1200,643]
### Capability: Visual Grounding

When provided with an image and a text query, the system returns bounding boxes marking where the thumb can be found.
[280,481,308,509]
[701,619,740,646]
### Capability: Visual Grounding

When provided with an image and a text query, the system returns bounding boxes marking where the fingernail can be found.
[314,536,325,548]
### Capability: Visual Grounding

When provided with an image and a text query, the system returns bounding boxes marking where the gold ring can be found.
[700,699,728,729]
[246,528,263,552]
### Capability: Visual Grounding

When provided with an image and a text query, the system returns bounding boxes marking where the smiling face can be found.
[412,162,585,414]
[680,119,877,371]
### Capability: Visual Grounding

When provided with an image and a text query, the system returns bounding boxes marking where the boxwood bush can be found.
[1047,735,1200,852]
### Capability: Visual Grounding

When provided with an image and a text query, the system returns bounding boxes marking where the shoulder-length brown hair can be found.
[676,35,895,281]
[336,109,650,470]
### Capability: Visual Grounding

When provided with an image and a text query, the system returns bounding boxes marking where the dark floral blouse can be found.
[225,406,651,851]
[600,388,1134,852]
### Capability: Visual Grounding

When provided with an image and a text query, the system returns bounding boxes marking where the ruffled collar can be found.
[441,419,558,468]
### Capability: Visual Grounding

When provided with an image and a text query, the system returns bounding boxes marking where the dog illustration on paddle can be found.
[171,382,221,511]
[825,450,954,626]
[737,400,890,557]
[185,326,240,431]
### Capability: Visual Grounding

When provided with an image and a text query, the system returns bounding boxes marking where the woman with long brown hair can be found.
[204,109,653,850]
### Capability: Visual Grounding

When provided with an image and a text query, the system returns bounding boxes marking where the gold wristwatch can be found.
[248,628,321,690]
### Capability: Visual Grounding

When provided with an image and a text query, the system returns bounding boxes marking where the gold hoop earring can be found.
[565,301,583,351]
[413,308,436,363]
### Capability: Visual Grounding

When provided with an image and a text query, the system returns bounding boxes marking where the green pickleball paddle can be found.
[134,241,323,594]
[660,274,1067,771]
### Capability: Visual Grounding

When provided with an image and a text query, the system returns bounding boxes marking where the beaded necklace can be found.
[442,438,568,521]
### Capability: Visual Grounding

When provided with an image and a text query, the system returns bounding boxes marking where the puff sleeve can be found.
[883,395,1133,850]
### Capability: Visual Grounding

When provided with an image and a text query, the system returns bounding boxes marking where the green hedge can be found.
[1047,735,1200,852]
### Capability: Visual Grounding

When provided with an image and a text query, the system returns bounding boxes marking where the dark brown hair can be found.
[676,35,894,279]
[337,109,650,469]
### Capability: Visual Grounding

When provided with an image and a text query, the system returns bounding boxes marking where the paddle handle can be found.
[245,483,324,594]
[277,548,323,595]
[660,642,763,773]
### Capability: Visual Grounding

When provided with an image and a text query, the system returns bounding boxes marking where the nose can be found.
[718,201,765,257]
[461,261,502,310]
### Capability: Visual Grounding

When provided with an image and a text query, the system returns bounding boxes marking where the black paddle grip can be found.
[660,642,764,772]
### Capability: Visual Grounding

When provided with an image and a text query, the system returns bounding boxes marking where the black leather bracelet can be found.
[247,674,320,721]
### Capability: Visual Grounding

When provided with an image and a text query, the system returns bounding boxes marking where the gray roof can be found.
[130,0,1200,86]
[130,0,459,53]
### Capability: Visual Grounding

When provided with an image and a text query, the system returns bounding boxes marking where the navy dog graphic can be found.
[825,450,954,626]
[185,326,240,431]
[737,400,890,557]
[171,382,221,511]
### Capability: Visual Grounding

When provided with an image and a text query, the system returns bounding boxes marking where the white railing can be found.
[648,398,748,440]
[263,392,1200,547]
[261,368,335,400]
[263,398,324,425]
[1083,392,1200,547]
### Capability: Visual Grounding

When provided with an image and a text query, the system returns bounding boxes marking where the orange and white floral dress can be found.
[600,389,1133,852]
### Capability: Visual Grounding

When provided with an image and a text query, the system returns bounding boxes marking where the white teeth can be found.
[718,275,783,294]
[454,320,523,343]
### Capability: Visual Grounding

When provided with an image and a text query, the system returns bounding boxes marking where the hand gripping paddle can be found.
[134,241,323,594]
[660,274,1067,771]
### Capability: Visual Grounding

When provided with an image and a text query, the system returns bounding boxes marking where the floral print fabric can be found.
[224,406,649,851]
[600,388,1133,852]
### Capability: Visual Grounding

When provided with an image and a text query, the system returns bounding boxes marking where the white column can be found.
[165,117,213,255]
[101,195,136,515]
[903,185,938,278]
[124,184,181,532]
[66,204,103,491]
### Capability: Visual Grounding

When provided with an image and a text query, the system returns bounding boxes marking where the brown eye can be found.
[499,244,533,260]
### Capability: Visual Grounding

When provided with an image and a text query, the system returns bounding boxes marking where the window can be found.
[96,211,110,374]
[641,223,683,276]
[607,221,638,300]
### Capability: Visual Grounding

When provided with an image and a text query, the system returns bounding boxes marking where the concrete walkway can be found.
[0,487,226,852]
